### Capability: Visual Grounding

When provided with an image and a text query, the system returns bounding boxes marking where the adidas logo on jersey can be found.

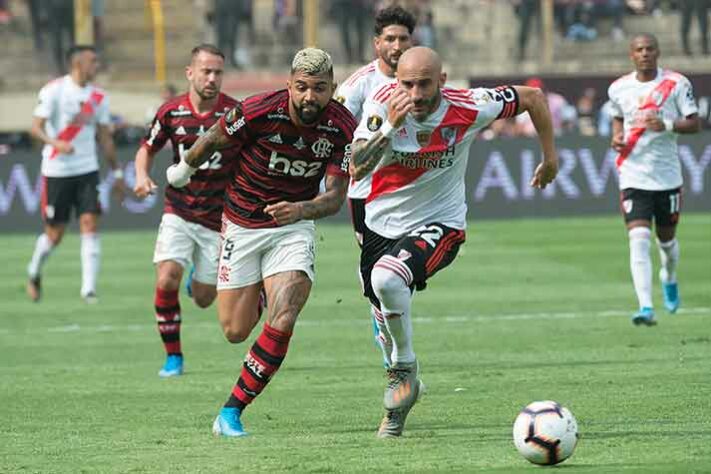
[175,126,187,135]
[294,137,306,150]
[269,134,283,144]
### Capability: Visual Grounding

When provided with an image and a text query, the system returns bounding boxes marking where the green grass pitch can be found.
[1,214,710,472]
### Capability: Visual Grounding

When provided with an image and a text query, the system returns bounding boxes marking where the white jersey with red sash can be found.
[608,68,698,191]
[354,85,519,239]
[34,75,111,178]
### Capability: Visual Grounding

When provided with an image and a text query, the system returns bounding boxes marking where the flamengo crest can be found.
[311,137,334,158]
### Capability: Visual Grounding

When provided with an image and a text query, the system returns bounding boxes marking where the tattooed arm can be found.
[350,134,391,180]
[350,87,414,181]
[264,174,348,225]
[166,121,232,187]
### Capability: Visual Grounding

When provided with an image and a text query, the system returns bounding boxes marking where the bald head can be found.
[397,46,442,77]
[395,47,446,122]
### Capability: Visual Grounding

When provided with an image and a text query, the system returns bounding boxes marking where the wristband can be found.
[663,119,674,132]
[380,121,396,138]
[113,168,124,179]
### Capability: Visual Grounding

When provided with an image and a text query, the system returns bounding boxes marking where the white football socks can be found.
[628,227,653,309]
[371,262,415,365]
[27,233,55,279]
[80,233,101,296]
[657,238,679,283]
[372,305,393,367]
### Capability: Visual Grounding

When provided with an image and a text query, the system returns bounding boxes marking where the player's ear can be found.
[185,65,192,82]
[439,72,447,88]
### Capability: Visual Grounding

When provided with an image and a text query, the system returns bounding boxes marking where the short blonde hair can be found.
[291,48,333,78]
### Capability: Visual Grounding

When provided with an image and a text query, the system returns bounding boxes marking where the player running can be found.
[334,5,416,368]
[350,47,558,438]
[166,48,356,436]
[26,45,124,304]
[608,33,700,326]
[133,44,242,377]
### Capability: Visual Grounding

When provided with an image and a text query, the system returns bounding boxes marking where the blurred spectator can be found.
[515,77,577,136]
[680,0,709,56]
[576,87,598,136]
[0,0,11,25]
[513,0,538,61]
[413,1,435,47]
[331,0,373,64]
[26,0,45,51]
[144,84,178,127]
[214,0,254,69]
[92,0,106,61]
[48,0,75,75]
[597,99,615,136]
[274,0,301,64]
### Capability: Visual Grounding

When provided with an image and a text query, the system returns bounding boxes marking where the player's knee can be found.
[156,270,182,291]
[222,324,251,344]
[371,264,408,300]
[191,282,216,308]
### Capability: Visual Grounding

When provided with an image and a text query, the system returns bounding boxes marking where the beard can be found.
[294,100,324,125]
[196,85,218,100]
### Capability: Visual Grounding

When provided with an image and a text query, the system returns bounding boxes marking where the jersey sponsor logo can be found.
[293,137,306,150]
[311,137,334,159]
[392,147,456,170]
[178,143,223,170]
[316,121,340,133]
[472,90,493,105]
[224,107,239,123]
[416,131,432,147]
[267,107,290,121]
[225,116,245,135]
[175,125,187,135]
[268,133,283,144]
[367,115,383,132]
[341,143,351,172]
[268,151,323,177]
[169,109,192,117]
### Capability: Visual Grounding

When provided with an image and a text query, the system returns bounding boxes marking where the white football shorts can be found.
[217,218,316,290]
[153,213,221,285]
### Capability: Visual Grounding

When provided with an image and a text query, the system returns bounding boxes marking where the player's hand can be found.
[134,175,158,199]
[611,133,626,152]
[530,159,558,189]
[112,177,127,202]
[386,88,415,129]
[643,115,665,132]
[264,201,304,226]
[53,140,74,154]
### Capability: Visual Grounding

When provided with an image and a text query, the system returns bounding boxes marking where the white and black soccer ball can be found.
[512,400,579,466]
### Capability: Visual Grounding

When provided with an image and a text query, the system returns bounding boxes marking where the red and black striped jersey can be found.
[218,89,357,228]
[141,92,238,231]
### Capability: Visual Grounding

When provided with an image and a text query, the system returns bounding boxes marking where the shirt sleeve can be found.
[33,83,55,119]
[675,77,699,117]
[141,107,170,153]
[218,101,253,149]
[335,78,365,120]
[326,119,356,178]
[353,93,388,142]
[607,84,624,118]
[470,86,519,128]
[96,95,111,126]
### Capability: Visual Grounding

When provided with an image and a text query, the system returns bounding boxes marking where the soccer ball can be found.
[512,400,579,465]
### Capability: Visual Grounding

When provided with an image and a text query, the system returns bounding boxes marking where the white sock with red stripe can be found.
[371,258,415,364]
[80,233,101,296]
[372,305,393,367]
[27,233,55,278]
[657,238,679,283]
[629,227,653,309]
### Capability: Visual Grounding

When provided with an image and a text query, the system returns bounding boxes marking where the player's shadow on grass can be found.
[433,355,706,372]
